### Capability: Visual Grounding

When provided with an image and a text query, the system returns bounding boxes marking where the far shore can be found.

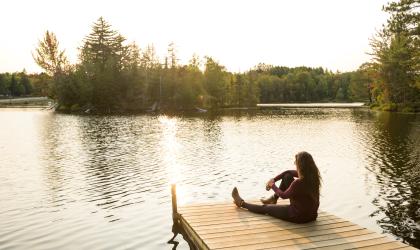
[0,97,52,107]
[3,98,418,113]
[257,102,366,108]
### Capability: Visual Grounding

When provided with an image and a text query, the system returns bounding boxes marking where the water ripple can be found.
[0,109,419,249]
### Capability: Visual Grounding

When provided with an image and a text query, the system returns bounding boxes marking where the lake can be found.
[0,108,419,249]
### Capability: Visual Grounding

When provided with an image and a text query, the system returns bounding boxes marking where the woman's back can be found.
[287,179,319,223]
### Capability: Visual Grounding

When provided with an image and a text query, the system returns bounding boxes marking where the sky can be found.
[0,0,390,73]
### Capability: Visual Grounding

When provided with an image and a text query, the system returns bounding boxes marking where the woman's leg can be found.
[243,202,291,220]
[262,173,295,204]
[233,187,293,222]
[279,173,295,191]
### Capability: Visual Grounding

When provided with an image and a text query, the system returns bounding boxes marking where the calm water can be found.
[0,108,419,249]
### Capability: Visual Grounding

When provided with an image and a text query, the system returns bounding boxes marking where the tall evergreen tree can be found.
[80,17,128,72]
[79,17,130,109]
[368,0,420,109]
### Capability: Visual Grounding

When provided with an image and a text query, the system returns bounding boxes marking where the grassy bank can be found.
[370,102,420,113]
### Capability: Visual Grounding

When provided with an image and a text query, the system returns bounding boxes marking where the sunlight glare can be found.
[159,115,192,204]
[159,115,181,184]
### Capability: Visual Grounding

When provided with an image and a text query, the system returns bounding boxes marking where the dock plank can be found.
[186,213,332,227]
[176,201,416,250]
[213,231,381,249]
[200,218,346,238]
[207,227,372,248]
[205,224,365,244]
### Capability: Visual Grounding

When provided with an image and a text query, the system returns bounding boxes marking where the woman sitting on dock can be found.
[232,151,322,223]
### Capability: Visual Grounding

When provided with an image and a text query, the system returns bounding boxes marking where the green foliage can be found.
[0,74,8,95]
[0,72,35,97]
[78,17,129,109]
[382,102,398,111]
[254,66,369,103]
[10,75,19,96]
[80,17,129,72]
[367,0,420,111]
[30,73,51,97]
[204,57,229,108]
[349,70,370,101]
[24,12,417,113]
[19,71,32,95]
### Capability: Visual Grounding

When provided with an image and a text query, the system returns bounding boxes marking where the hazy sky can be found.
[1,0,389,73]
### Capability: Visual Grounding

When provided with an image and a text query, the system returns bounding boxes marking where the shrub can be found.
[381,102,397,111]
[70,103,81,112]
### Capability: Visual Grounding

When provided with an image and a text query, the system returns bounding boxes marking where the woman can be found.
[232,151,322,223]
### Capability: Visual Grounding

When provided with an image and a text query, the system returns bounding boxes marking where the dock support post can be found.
[171,184,178,218]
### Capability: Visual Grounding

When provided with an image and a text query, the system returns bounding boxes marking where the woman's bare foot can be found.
[232,187,244,207]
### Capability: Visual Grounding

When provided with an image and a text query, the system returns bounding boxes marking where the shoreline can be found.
[257,102,366,108]
[1,100,419,114]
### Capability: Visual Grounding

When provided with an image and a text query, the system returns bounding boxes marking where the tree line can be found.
[0,71,50,98]
[29,17,371,112]
[0,71,51,99]
[2,0,418,112]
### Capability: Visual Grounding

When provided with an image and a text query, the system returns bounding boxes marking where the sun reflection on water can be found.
[159,115,190,205]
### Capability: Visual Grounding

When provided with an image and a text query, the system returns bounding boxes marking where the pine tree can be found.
[367,0,420,109]
[383,0,419,90]
[80,17,128,72]
[79,17,130,109]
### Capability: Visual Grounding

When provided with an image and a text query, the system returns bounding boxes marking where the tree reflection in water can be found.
[366,111,420,246]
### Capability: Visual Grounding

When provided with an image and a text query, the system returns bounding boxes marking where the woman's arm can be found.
[273,170,298,182]
[271,179,299,199]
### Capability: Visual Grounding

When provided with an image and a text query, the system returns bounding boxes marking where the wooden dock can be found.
[171,186,415,250]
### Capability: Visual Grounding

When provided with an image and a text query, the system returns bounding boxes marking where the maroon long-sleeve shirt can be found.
[271,170,319,223]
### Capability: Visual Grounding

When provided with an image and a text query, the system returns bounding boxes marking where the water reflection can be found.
[365,112,420,246]
[38,113,86,209]
[80,116,130,222]
[160,116,181,185]
[168,219,197,250]
[0,109,419,249]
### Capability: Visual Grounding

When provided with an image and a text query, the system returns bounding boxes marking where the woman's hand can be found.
[266,178,275,190]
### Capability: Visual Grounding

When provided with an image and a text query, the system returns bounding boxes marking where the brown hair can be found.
[295,151,322,198]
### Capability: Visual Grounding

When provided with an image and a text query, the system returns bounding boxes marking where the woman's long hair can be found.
[295,151,322,199]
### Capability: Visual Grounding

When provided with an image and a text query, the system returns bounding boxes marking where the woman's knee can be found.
[283,172,294,181]
[280,173,294,191]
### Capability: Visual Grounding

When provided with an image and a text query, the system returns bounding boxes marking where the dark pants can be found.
[243,173,295,222]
